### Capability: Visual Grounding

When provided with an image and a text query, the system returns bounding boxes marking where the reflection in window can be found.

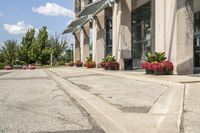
[105,8,112,56]
[132,2,151,67]
[194,11,200,67]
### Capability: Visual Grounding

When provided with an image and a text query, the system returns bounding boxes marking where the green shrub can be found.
[57,61,65,66]
[0,63,4,69]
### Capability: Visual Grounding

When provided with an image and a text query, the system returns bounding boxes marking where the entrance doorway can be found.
[194,11,200,73]
[132,2,151,68]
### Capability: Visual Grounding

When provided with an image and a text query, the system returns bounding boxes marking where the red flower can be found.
[141,62,153,70]
[151,61,173,72]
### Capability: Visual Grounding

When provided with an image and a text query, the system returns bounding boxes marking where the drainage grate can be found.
[37,129,105,133]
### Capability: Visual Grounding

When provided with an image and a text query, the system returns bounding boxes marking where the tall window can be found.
[78,0,81,12]
[105,17,112,56]
[194,11,200,68]
[105,8,113,56]
[132,2,151,67]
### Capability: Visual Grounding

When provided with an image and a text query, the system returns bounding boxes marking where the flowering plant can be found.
[75,60,83,67]
[152,61,173,72]
[141,62,153,70]
[100,61,106,68]
[106,61,119,70]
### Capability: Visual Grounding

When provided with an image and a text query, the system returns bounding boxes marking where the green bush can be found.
[57,61,65,66]
[0,63,4,69]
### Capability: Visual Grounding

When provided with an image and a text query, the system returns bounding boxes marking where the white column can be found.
[154,0,165,52]
[112,2,118,58]
[80,30,84,62]
[92,19,97,63]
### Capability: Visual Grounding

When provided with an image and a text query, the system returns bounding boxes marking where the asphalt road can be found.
[0,70,101,133]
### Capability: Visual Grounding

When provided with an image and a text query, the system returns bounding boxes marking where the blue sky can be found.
[0,0,73,46]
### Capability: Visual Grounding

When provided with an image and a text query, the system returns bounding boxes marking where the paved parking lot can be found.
[0,70,102,133]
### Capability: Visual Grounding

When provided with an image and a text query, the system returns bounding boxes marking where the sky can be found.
[0,0,74,47]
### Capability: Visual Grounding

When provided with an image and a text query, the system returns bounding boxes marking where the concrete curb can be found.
[45,69,130,133]
[46,68,189,133]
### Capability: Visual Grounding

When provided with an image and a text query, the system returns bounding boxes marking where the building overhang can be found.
[77,0,115,17]
[63,16,89,34]
[63,0,115,34]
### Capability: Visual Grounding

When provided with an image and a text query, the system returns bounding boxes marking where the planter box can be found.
[76,64,83,67]
[145,69,154,74]
[154,70,172,75]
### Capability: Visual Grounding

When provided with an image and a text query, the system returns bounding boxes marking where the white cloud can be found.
[3,21,37,35]
[32,3,73,17]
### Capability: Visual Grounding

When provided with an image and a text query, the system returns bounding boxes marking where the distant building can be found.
[63,0,200,74]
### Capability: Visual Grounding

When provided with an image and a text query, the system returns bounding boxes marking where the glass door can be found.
[132,2,151,68]
[194,11,200,72]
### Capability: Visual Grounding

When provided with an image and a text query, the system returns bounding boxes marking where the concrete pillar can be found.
[80,23,90,63]
[112,2,118,58]
[92,19,97,63]
[94,11,105,66]
[176,0,193,74]
[151,0,165,52]
[116,0,132,69]
[74,31,81,62]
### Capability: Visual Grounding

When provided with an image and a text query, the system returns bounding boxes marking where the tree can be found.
[29,26,50,65]
[19,28,35,64]
[0,40,18,65]
[49,34,68,62]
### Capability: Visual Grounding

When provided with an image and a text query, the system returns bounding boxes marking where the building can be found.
[63,0,200,74]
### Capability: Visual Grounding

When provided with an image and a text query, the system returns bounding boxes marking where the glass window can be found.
[78,0,81,12]
[194,11,200,68]
[132,2,151,67]
[105,17,112,56]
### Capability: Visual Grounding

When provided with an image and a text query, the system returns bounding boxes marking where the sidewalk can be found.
[47,67,200,133]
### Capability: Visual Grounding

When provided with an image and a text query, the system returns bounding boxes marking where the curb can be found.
[45,69,131,133]
[46,68,188,133]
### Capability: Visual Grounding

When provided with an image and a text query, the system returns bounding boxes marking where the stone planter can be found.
[145,69,154,74]
[154,70,168,75]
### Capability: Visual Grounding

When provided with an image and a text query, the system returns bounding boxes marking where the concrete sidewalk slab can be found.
[47,68,185,133]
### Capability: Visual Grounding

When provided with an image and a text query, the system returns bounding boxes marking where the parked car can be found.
[4,65,13,70]
[13,65,22,69]
[22,65,28,69]
[28,64,36,70]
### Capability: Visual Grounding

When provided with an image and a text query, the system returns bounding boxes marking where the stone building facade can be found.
[64,0,200,74]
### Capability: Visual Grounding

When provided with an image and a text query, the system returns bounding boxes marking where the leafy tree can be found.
[0,52,5,63]
[19,28,35,64]
[0,40,18,65]
[29,26,50,65]
[49,34,68,62]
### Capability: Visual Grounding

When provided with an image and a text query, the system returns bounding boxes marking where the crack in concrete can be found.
[180,84,187,133]
[45,70,103,131]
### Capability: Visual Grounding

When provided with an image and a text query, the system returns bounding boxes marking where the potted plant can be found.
[28,64,36,69]
[141,62,154,74]
[84,57,96,68]
[104,55,119,70]
[75,60,83,67]
[152,61,173,75]
[106,61,119,70]
[141,52,168,74]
